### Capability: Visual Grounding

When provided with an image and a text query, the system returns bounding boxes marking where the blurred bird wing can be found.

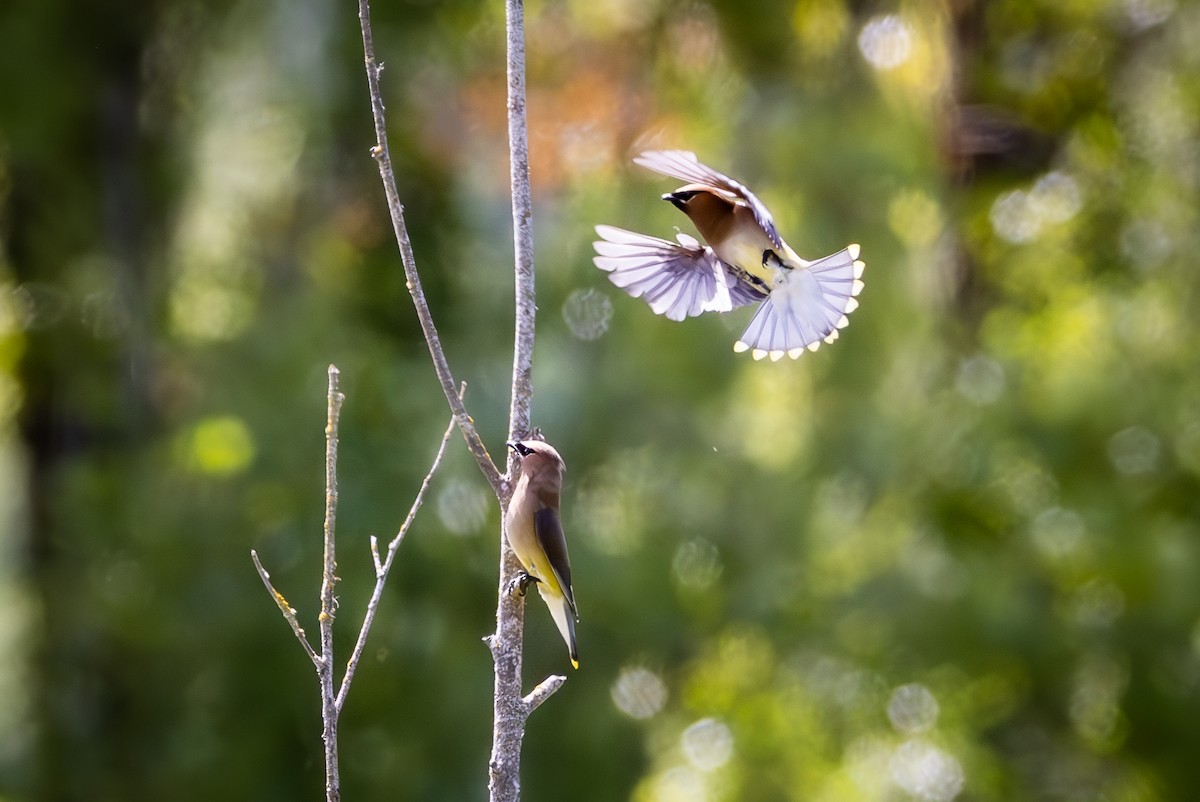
[633,150,784,250]
[734,245,865,361]
[534,507,577,619]
[594,225,743,319]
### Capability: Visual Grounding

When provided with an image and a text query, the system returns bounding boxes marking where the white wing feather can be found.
[594,225,750,321]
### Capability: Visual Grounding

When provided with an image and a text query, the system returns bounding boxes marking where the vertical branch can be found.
[506,0,536,440]
[488,0,538,801]
[320,365,344,802]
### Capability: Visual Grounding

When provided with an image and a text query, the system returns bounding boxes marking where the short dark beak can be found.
[663,192,688,213]
[506,441,519,453]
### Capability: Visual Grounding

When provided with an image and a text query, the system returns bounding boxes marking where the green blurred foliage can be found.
[2,0,1199,799]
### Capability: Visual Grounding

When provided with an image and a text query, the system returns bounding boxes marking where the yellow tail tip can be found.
[571,658,580,670]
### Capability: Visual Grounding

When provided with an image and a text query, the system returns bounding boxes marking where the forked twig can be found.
[350,0,565,798]
[252,366,459,802]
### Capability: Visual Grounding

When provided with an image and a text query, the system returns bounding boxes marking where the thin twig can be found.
[334,387,462,712]
[355,0,503,497]
[250,549,320,667]
[370,535,382,575]
[249,366,344,802]
[319,365,344,802]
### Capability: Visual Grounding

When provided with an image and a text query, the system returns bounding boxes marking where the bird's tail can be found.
[734,244,864,361]
[540,586,579,669]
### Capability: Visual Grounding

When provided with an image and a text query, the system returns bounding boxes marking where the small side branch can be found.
[334,386,463,712]
[251,549,320,667]
[522,675,567,715]
[355,0,503,497]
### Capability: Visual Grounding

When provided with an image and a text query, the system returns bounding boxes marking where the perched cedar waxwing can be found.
[504,439,579,669]
[593,150,865,361]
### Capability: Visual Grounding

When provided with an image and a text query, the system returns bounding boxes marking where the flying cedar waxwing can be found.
[504,439,579,669]
[593,150,865,361]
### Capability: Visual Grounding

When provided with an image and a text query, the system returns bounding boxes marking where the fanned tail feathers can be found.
[733,245,865,361]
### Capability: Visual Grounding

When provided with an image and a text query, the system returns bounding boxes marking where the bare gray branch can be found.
[319,364,344,802]
[335,392,461,712]
[355,0,503,497]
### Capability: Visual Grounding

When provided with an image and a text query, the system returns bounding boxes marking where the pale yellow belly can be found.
[712,232,782,285]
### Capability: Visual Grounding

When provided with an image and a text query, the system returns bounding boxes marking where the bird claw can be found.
[506,571,541,598]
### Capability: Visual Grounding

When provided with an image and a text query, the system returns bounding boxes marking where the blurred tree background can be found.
[2,0,1199,799]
